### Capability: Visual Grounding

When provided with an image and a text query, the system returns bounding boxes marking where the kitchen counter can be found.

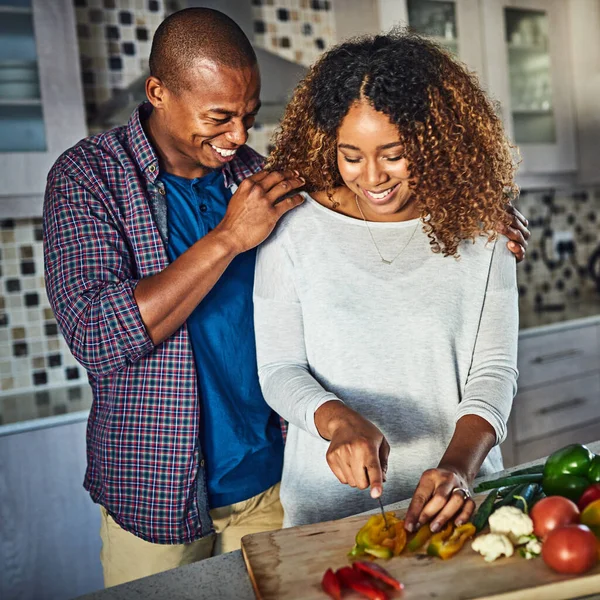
[0,382,92,436]
[74,441,600,600]
[519,290,599,331]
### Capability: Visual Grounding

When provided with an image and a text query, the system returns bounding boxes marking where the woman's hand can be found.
[501,204,530,263]
[315,400,390,499]
[403,467,475,533]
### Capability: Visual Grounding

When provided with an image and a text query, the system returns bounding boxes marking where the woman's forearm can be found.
[437,414,497,483]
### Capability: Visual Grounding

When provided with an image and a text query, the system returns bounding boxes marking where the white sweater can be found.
[254,194,519,527]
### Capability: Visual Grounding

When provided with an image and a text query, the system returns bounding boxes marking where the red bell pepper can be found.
[321,568,342,600]
[579,484,600,511]
[336,566,389,600]
[353,561,404,591]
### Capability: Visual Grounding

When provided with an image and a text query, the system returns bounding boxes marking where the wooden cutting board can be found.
[241,497,600,600]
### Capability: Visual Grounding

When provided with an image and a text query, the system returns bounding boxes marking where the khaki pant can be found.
[99,482,283,587]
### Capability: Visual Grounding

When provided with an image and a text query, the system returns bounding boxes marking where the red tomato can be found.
[579,484,600,511]
[542,525,598,574]
[530,496,580,539]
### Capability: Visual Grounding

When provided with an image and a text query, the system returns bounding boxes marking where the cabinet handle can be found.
[538,397,586,415]
[532,349,581,364]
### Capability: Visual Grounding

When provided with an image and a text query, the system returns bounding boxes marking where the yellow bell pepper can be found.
[350,512,407,559]
[426,522,476,560]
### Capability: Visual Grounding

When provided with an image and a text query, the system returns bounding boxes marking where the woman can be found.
[253,30,519,535]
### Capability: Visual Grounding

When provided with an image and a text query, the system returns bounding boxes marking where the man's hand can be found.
[216,169,305,253]
[500,204,530,263]
[315,401,390,499]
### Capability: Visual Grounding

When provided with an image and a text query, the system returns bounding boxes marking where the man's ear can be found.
[146,76,167,109]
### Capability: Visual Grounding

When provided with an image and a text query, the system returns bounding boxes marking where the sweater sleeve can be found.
[454,237,519,444]
[253,223,340,439]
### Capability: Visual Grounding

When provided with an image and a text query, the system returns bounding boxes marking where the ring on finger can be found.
[451,487,471,500]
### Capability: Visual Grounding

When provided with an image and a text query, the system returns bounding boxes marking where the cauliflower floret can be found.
[488,506,534,544]
[472,533,514,562]
[519,536,542,560]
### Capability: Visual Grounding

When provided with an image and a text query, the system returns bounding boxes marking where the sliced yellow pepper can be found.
[350,513,407,559]
[426,522,476,560]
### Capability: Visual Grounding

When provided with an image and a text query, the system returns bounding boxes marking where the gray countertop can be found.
[75,441,600,600]
[0,382,92,436]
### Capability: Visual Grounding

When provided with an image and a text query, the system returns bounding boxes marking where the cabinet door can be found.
[0,0,86,205]
[377,0,484,75]
[481,0,576,174]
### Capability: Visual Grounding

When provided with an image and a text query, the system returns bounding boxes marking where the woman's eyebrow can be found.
[337,142,403,151]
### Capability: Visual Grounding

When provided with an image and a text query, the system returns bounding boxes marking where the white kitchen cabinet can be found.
[502,320,600,467]
[377,0,485,74]
[481,0,577,176]
[0,0,87,218]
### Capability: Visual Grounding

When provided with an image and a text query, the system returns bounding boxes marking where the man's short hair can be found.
[149,8,257,93]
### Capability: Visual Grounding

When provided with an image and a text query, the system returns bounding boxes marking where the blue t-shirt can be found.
[161,169,283,509]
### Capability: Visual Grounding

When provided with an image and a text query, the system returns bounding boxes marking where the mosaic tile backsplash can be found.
[0,219,87,395]
[74,0,171,124]
[516,187,600,328]
[251,0,336,67]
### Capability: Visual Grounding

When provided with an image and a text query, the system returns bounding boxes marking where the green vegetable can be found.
[544,444,593,478]
[510,483,538,513]
[508,465,545,476]
[588,455,600,483]
[530,486,546,508]
[472,489,499,532]
[495,484,528,509]
[541,474,590,502]
[542,444,599,502]
[474,474,543,493]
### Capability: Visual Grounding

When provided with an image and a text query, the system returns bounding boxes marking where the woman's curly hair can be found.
[267,29,518,257]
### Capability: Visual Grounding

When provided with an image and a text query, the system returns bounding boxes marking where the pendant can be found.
[331,201,340,209]
[381,258,392,265]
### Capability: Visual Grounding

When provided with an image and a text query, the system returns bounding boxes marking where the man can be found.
[43,8,529,587]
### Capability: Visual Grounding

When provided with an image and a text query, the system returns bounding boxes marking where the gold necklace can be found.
[354,195,420,265]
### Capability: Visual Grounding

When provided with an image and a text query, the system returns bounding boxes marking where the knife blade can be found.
[377,496,389,529]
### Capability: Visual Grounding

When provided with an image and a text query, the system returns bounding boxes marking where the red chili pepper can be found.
[321,568,342,600]
[353,561,404,591]
[336,566,389,600]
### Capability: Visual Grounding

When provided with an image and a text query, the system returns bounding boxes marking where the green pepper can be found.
[589,455,600,483]
[542,444,597,502]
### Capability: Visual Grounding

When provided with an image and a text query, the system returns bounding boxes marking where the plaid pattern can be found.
[43,103,265,544]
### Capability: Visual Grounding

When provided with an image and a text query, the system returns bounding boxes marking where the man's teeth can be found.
[367,186,395,200]
[211,145,237,157]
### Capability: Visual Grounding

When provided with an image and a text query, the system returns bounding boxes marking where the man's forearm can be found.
[134,227,239,344]
[437,414,497,483]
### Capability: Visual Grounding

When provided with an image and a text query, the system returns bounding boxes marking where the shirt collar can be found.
[127,102,160,183]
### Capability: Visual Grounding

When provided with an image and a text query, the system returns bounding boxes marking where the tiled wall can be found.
[74,0,176,124]
[516,187,600,327]
[0,220,87,395]
[251,0,336,67]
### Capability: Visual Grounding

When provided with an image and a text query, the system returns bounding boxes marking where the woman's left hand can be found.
[501,204,530,263]
[403,467,475,533]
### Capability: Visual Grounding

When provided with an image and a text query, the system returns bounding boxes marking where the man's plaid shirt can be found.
[43,103,266,544]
